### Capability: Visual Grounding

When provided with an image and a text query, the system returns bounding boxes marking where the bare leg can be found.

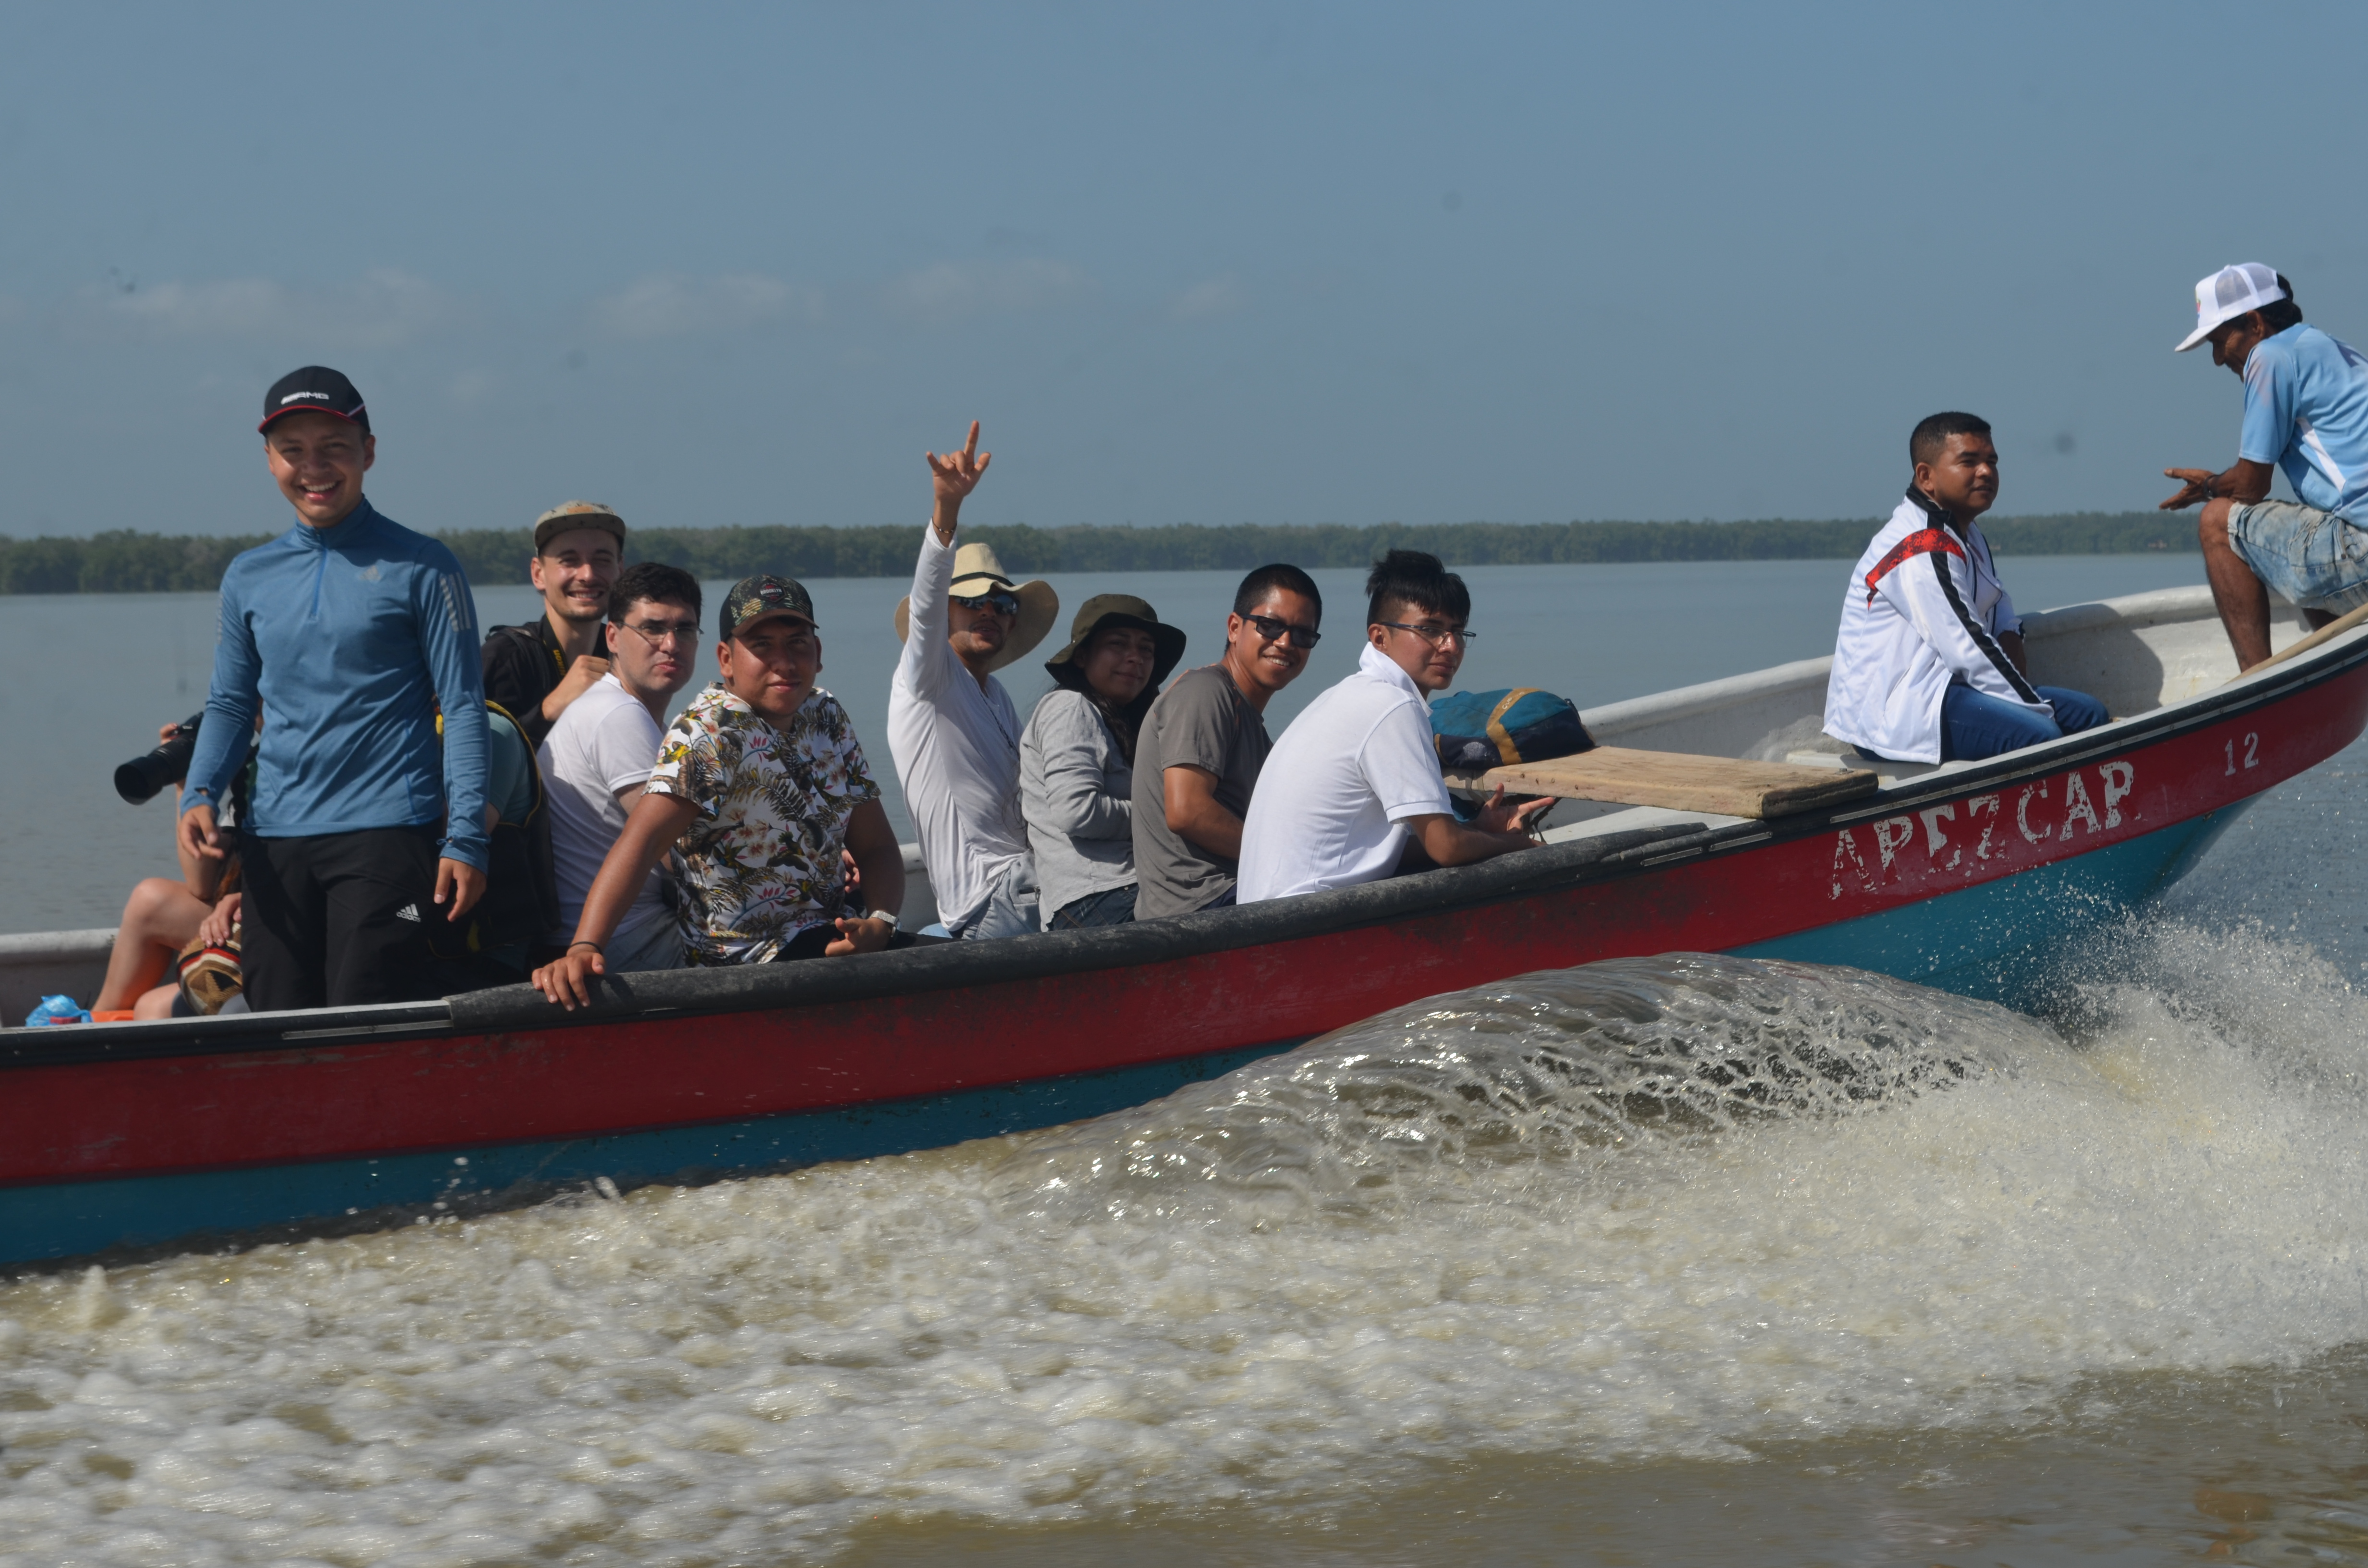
[93,877,209,1012]
[131,982,180,1020]
[2199,498,2274,669]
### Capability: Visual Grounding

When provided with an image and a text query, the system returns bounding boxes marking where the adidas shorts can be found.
[240,825,444,1012]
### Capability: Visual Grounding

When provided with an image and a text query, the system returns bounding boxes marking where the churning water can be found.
[9,886,2368,1563]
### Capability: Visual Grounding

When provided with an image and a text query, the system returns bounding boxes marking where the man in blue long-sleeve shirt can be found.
[179,366,490,1011]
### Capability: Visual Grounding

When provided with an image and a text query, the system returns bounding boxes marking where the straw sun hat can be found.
[892,542,1060,673]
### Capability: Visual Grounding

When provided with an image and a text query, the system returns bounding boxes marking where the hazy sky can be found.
[4,1,2363,539]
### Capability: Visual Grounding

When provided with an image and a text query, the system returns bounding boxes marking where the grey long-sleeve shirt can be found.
[1019,688,1136,918]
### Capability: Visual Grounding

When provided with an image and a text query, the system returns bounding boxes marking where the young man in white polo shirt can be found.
[1238,551,1550,903]
[537,562,703,974]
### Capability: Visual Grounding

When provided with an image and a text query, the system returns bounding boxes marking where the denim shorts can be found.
[2228,499,2368,612]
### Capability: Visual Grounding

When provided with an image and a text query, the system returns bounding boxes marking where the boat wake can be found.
[990,953,2034,1226]
[6,930,2368,1561]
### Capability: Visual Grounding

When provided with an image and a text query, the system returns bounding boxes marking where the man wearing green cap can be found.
[530,574,906,1008]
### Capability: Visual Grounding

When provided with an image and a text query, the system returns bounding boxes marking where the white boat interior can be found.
[1531,583,2311,838]
[0,585,2310,1023]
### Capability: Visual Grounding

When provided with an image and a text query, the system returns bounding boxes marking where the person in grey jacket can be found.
[1019,595,1187,930]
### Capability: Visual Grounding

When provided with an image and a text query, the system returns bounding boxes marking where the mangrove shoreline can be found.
[0,513,2195,595]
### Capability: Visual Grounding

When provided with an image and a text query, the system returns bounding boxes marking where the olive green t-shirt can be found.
[1129,664,1271,919]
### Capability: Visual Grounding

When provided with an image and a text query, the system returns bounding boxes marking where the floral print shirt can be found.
[645,683,881,964]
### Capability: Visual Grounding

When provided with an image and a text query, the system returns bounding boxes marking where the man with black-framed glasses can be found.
[538,562,704,973]
[1132,563,1324,919]
[1240,550,1548,903]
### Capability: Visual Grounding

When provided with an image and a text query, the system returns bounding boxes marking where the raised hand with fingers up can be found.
[926,421,991,544]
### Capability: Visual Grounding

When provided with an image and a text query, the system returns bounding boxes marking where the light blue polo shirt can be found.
[2240,323,2368,517]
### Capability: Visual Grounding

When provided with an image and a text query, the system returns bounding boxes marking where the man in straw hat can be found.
[2161,264,2368,669]
[887,421,1061,939]
[482,501,629,746]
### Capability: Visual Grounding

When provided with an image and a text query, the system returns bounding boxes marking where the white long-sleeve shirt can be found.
[886,525,1032,934]
[1823,488,2051,764]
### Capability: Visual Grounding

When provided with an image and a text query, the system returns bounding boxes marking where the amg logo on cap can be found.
[259,365,370,434]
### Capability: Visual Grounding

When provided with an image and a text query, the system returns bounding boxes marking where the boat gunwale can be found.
[9,614,2364,1072]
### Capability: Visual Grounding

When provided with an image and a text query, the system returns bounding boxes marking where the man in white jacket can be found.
[886,421,1061,939]
[1825,412,2107,764]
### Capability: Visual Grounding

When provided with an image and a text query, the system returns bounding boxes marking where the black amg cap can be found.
[259,366,370,435]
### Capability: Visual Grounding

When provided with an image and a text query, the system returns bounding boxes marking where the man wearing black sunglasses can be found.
[1131,563,1323,919]
[886,421,1062,940]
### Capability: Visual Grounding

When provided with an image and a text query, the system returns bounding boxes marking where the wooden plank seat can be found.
[1445,746,1879,821]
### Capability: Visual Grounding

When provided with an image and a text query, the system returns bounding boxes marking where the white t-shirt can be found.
[886,526,1033,935]
[1238,642,1453,903]
[538,673,670,942]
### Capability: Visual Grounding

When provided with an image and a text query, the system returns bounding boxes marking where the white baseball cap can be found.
[2177,263,2288,353]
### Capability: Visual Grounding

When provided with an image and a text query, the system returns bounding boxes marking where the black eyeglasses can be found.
[618,618,703,649]
[1378,621,1475,648]
[952,591,1021,617]
[1241,612,1321,648]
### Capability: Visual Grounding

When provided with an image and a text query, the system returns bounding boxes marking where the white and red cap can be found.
[2177,263,2287,353]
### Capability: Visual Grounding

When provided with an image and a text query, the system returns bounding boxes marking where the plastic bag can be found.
[24,995,91,1027]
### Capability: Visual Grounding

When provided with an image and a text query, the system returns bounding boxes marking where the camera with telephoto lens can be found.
[114,713,206,805]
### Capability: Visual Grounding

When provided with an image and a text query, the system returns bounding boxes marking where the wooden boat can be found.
[2,585,2359,1271]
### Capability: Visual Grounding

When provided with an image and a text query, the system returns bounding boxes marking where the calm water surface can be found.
[19,549,2368,1566]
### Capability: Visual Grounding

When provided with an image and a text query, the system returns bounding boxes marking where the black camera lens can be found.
[114,713,205,805]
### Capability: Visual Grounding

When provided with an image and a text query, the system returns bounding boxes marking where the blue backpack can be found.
[1430,688,1594,774]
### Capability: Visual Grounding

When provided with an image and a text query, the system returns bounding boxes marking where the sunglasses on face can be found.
[952,590,1022,617]
[1241,612,1321,648]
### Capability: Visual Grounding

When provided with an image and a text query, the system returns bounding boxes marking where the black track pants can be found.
[241,826,444,1012]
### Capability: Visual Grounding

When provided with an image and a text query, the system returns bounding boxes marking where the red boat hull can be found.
[3,649,2361,1266]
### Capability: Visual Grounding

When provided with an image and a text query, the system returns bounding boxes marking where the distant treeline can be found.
[0,512,2196,595]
